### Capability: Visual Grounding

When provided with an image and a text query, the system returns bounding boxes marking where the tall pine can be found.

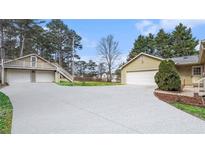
[155,29,172,58]
[145,33,155,55]
[171,23,198,57]
[127,23,199,60]
[128,35,147,60]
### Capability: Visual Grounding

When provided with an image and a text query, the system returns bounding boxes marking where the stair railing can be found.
[197,77,205,93]
[57,66,73,82]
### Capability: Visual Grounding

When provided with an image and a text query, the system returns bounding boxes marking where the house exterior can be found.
[0,53,73,84]
[120,41,205,86]
[120,53,162,85]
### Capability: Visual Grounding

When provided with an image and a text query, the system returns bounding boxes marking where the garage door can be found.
[6,69,31,84]
[126,70,157,85]
[36,71,54,82]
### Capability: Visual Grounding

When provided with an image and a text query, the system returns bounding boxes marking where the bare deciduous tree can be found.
[97,35,120,82]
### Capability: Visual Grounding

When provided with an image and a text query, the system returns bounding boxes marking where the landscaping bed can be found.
[57,80,122,86]
[154,90,205,107]
[0,92,13,134]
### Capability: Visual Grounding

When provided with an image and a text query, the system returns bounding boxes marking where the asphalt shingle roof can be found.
[171,55,199,65]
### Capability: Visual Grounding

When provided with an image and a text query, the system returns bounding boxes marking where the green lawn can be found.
[172,102,205,120]
[57,80,122,86]
[0,92,13,134]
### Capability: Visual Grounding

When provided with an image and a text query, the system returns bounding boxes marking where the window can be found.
[31,56,37,67]
[192,66,202,76]
[140,55,144,63]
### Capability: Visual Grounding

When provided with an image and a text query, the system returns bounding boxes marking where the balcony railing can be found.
[4,60,55,70]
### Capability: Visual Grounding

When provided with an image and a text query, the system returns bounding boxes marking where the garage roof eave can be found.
[4,66,56,71]
[119,52,164,70]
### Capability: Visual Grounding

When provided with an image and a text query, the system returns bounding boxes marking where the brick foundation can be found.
[154,90,205,107]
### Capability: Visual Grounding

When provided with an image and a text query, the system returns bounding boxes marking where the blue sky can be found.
[60,20,205,63]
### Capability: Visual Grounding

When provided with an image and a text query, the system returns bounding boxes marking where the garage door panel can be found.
[6,69,31,83]
[36,71,54,82]
[126,71,157,85]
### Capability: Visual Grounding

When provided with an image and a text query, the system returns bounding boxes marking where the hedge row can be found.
[0,92,13,134]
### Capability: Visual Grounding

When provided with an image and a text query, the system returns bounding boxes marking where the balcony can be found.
[3,60,56,70]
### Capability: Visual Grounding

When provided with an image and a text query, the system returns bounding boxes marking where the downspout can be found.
[1,58,4,85]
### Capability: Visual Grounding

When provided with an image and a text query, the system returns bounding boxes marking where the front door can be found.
[31,70,36,82]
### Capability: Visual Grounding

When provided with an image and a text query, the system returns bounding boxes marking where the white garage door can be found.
[126,70,157,85]
[36,71,54,82]
[6,69,31,84]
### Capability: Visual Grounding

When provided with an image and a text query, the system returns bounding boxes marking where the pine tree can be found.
[171,23,198,57]
[75,60,87,77]
[145,33,155,55]
[86,60,97,77]
[46,19,82,72]
[14,19,43,57]
[0,20,17,59]
[155,29,172,58]
[128,35,147,60]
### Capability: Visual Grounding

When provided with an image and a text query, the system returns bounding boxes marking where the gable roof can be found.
[119,52,164,70]
[171,55,199,65]
[3,53,57,69]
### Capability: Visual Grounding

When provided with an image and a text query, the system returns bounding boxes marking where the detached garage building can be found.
[120,52,163,85]
[0,53,73,84]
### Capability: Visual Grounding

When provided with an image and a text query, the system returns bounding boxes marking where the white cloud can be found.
[135,20,159,35]
[79,55,101,62]
[160,20,205,31]
[82,37,97,48]
[135,19,205,35]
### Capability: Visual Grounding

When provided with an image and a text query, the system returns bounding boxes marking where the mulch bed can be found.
[154,89,205,107]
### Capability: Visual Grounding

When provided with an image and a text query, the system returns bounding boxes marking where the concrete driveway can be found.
[1,83,205,134]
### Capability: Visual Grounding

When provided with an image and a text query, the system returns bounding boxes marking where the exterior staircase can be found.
[57,67,73,82]
[54,63,73,82]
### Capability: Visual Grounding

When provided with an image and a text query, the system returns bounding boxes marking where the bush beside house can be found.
[155,60,181,91]
[0,92,13,134]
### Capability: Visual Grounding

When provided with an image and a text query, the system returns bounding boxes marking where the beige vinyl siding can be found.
[5,56,56,70]
[37,58,55,69]
[121,54,161,84]
[176,64,203,86]
[176,65,192,86]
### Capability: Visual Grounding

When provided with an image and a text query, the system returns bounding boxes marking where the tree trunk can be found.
[20,35,25,57]
[0,26,4,59]
[58,52,61,65]
[108,65,112,82]
[58,51,63,66]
